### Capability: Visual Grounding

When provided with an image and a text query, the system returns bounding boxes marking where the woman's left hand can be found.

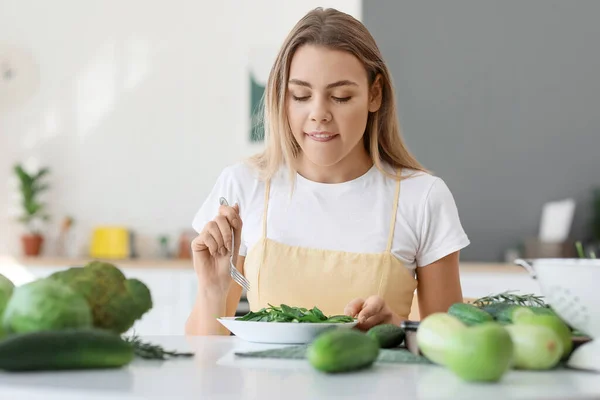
[344,295,402,331]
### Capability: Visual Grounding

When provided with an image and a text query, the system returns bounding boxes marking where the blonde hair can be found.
[249,7,428,182]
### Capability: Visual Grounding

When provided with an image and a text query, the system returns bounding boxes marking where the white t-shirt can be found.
[192,162,470,273]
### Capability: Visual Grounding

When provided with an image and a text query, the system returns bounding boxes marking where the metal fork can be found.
[219,197,251,292]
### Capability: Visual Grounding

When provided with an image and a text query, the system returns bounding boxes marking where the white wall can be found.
[0,1,361,257]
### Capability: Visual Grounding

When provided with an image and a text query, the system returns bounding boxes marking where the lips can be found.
[306,131,339,142]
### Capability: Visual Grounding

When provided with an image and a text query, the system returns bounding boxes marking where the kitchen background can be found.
[1,1,599,334]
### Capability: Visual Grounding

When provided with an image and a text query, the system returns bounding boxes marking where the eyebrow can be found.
[288,79,359,89]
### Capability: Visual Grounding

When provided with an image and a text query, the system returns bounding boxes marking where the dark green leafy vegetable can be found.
[235,304,355,323]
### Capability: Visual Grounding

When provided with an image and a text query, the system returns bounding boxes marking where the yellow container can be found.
[90,226,130,259]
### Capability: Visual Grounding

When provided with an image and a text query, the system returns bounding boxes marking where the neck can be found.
[295,147,373,184]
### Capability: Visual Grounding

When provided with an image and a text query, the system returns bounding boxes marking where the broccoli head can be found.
[125,278,153,319]
[47,261,153,334]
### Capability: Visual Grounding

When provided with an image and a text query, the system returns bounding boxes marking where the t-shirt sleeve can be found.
[416,178,470,267]
[191,167,248,256]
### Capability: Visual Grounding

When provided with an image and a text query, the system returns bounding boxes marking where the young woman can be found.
[186,8,469,336]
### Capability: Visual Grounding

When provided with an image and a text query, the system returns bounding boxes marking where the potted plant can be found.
[13,164,51,256]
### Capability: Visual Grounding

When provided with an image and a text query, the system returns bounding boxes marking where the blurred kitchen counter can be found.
[0,255,534,335]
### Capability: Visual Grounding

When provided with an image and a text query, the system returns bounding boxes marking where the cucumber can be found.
[491,304,519,323]
[0,328,134,371]
[367,324,405,348]
[307,329,379,373]
[448,303,494,326]
[416,313,466,365]
[481,303,556,323]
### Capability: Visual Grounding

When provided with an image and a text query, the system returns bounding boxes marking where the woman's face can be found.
[286,44,382,168]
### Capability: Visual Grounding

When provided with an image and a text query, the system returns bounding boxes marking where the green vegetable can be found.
[235,304,355,323]
[448,303,494,326]
[125,278,153,318]
[443,322,514,382]
[0,274,14,314]
[528,306,558,317]
[2,279,92,334]
[47,261,153,333]
[481,303,556,323]
[307,329,379,373]
[473,291,562,325]
[0,274,15,338]
[505,324,563,370]
[416,313,466,365]
[513,312,573,359]
[480,303,516,322]
[0,328,134,371]
[367,324,405,348]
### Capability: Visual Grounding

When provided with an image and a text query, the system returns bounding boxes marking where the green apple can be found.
[443,322,514,382]
[506,324,563,370]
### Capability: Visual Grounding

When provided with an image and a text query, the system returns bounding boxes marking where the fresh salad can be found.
[235,304,355,323]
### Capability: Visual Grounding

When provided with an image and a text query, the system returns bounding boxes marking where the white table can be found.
[0,336,598,400]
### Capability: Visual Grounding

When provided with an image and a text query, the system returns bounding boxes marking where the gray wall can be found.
[364,1,600,261]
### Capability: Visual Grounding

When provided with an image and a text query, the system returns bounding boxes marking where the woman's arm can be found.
[185,256,246,336]
[415,251,463,319]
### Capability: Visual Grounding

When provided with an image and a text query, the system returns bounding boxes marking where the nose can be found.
[309,98,332,123]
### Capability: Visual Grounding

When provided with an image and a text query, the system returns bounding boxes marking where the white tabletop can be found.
[0,335,598,400]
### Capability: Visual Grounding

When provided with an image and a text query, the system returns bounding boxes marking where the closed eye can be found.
[292,95,352,103]
[333,96,351,103]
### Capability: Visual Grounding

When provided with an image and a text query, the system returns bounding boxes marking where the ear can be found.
[368,74,383,113]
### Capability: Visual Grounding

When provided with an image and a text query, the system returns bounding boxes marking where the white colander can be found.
[515,258,600,372]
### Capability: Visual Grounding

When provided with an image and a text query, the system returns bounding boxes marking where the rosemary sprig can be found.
[473,290,547,308]
[123,334,194,360]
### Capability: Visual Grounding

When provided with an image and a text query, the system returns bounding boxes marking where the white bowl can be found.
[217,317,358,344]
[516,258,600,372]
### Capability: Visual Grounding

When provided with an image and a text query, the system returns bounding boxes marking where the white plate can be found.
[217,317,359,344]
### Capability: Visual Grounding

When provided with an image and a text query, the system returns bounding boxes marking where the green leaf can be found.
[311,306,326,321]
[324,315,355,323]
[235,304,355,324]
[297,314,321,323]
[32,183,50,193]
[34,168,50,180]
[12,163,51,225]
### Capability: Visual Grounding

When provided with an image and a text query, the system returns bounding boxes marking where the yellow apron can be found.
[244,169,418,320]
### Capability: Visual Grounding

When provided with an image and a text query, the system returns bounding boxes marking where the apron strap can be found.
[386,168,402,253]
[261,179,271,239]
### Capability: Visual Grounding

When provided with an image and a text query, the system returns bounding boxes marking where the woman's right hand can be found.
[191,203,243,297]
